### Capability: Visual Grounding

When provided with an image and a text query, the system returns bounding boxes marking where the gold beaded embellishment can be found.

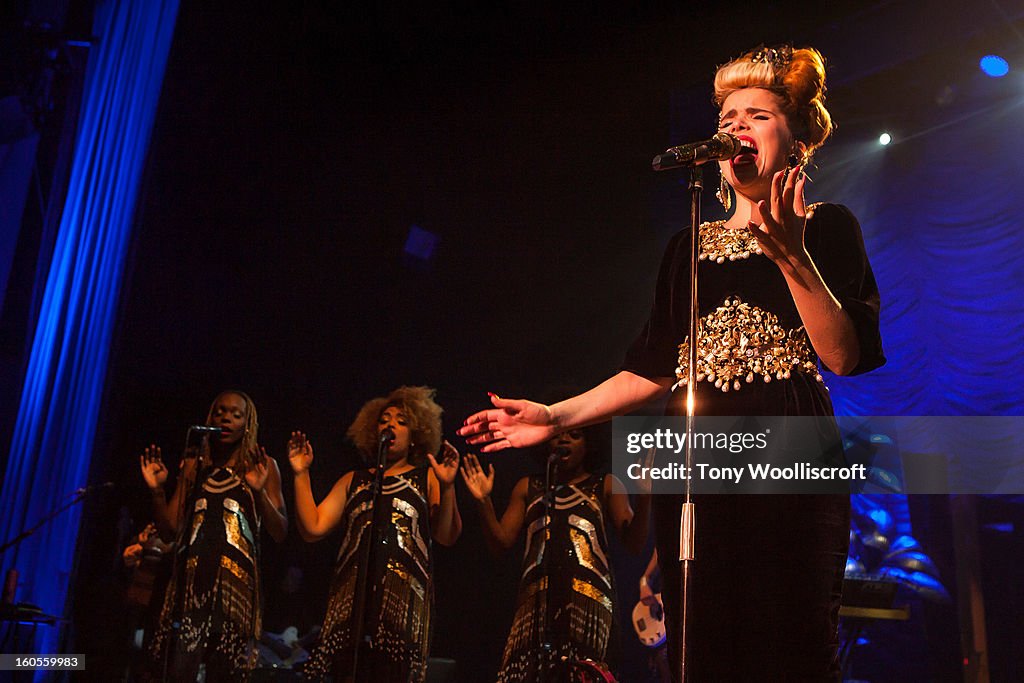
[699,220,763,262]
[675,297,823,392]
[700,204,824,263]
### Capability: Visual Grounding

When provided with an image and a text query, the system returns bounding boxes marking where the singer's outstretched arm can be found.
[458,371,672,452]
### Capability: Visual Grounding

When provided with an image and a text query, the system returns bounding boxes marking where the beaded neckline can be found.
[698,220,763,263]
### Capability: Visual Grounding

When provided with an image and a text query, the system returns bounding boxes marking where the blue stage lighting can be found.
[878,133,892,146]
[979,55,1009,78]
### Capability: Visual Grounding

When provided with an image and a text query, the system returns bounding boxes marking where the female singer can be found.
[140,390,287,681]
[460,426,649,682]
[459,45,884,681]
[290,385,461,682]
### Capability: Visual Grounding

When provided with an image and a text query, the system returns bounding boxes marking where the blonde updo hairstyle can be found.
[713,46,833,165]
[347,385,443,466]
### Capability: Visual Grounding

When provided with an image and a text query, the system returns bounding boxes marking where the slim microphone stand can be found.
[349,432,393,683]
[0,487,97,556]
[676,164,702,683]
[0,483,105,660]
[653,134,742,682]
[538,450,560,680]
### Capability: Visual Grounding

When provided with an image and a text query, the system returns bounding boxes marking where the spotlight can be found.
[979,55,1009,78]
[878,133,892,146]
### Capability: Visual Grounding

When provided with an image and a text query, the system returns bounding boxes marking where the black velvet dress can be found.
[623,203,885,681]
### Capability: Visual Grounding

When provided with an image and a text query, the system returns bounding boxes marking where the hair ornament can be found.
[750,45,793,71]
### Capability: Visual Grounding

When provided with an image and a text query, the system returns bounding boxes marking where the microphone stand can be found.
[0,484,108,556]
[537,450,561,680]
[349,431,393,683]
[654,137,727,682]
[676,164,702,683]
[0,482,107,647]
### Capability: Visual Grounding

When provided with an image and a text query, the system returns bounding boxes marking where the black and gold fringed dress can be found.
[151,466,261,680]
[623,203,885,681]
[498,473,616,683]
[305,467,433,682]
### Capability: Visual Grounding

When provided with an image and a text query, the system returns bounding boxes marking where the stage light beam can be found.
[878,133,892,146]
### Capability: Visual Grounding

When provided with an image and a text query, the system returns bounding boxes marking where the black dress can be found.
[150,466,261,681]
[498,473,617,682]
[305,467,433,682]
[623,203,885,681]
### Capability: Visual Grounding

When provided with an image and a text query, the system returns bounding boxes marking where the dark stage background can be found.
[2,0,1022,680]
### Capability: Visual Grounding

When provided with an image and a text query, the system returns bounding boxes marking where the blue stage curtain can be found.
[0,0,179,659]
[813,77,1024,490]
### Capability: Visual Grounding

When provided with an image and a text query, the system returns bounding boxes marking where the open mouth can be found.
[733,136,758,164]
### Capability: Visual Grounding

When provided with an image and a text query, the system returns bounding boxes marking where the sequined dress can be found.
[498,473,616,682]
[305,467,433,682]
[623,203,885,681]
[151,466,261,680]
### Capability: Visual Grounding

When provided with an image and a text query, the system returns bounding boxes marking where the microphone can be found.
[74,481,115,495]
[652,133,744,171]
[379,427,396,445]
[189,425,226,434]
[548,445,570,464]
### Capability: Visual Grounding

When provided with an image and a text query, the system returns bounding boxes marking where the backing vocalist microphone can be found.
[379,427,396,445]
[75,481,115,496]
[548,445,570,465]
[652,132,745,171]
[189,425,227,434]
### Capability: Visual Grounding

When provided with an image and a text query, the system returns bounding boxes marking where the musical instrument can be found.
[256,625,316,669]
[124,524,172,608]
[559,657,618,682]
[632,593,666,647]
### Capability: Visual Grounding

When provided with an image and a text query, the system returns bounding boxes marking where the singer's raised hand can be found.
[457,393,557,452]
[748,166,808,269]
[245,445,271,491]
[139,445,168,490]
[287,431,314,474]
[459,453,495,501]
[427,440,460,487]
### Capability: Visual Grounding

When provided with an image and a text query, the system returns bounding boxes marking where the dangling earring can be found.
[783,149,800,184]
[716,173,732,212]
